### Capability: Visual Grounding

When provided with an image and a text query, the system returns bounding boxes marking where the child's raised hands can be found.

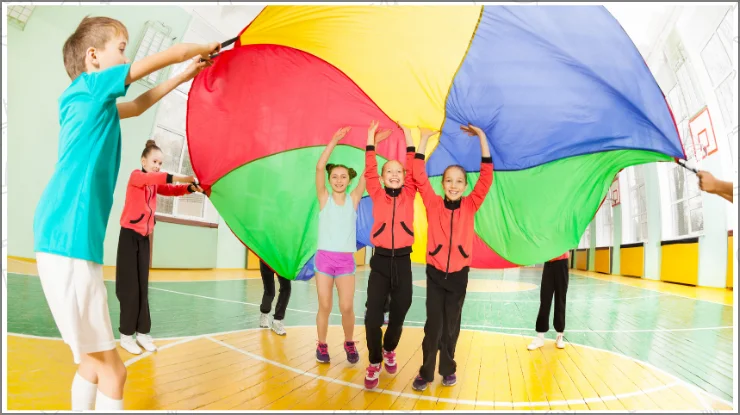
[368,120,380,138]
[460,124,485,138]
[374,128,393,144]
[419,127,439,139]
[461,124,490,158]
[332,126,352,143]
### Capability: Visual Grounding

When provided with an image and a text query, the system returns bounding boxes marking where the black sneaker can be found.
[412,375,429,391]
[344,341,360,364]
[316,342,330,364]
[442,373,457,386]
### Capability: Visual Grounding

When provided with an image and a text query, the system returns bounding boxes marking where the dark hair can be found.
[442,165,467,184]
[326,163,357,180]
[141,139,161,159]
[62,16,129,80]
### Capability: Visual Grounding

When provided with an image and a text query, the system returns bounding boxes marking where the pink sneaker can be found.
[365,363,381,389]
[383,350,397,374]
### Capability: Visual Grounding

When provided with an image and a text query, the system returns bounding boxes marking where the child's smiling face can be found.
[142,149,163,173]
[442,166,467,201]
[329,166,351,193]
[382,160,404,189]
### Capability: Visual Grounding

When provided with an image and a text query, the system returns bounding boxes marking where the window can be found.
[663,39,705,239]
[132,21,175,88]
[626,165,648,243]
[700,7,737,173]
[6,6,34,30]
[150,85,214,223]
[595,202,613,247]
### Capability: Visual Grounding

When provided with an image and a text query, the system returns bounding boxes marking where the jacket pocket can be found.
[129,214,145,224]
[372,223,387,238]
[458,245,469,259]
[400,221,414,237]
[429,244,443,256]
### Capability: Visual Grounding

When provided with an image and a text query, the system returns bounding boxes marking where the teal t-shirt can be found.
[33,64,131,264]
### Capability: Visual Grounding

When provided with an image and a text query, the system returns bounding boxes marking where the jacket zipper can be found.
[445,210,454,279]
[145,185,153,236]
[390,195,397,286]
[391,196,396,255]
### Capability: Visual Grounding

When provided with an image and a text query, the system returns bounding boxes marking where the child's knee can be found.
[339,301,354,316]
[318,299,332,313]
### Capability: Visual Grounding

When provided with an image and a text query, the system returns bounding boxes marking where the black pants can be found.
[419,265,468,382]
[115,227,151,336]
[365,295,391,313]
[260,260,291,321]
[536,258,570,333]
[365,253,413,364]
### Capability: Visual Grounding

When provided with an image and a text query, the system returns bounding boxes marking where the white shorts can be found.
[36,252,116,364]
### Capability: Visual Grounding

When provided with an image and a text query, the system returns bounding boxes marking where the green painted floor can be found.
[7,266,734,402]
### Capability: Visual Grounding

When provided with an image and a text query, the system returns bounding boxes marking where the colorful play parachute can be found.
[187,5,684,280]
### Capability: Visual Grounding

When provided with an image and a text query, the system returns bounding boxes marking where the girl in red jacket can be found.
[411,124,493,391]
[116,140,202,355]
[363,121,434,390]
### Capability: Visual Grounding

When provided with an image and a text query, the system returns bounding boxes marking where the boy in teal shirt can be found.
[32,15,219,410]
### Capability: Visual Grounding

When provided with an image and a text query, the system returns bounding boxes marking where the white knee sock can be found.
[71,372,97,410]
[95,389,123,410]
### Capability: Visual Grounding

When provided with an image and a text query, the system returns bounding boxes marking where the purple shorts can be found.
[314,250,356,278]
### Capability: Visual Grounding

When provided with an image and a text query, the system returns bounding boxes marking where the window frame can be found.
[149,89,218,226]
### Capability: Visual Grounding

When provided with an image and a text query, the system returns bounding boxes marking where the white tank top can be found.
[317,193,357,253]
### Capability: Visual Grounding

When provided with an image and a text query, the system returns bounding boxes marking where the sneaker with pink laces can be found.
[365,363,381,389]
[383,349,397,374]
[316,342,330,364]
[344,341,360,364]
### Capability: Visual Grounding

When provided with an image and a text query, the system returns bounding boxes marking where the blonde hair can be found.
[62,16,128,80]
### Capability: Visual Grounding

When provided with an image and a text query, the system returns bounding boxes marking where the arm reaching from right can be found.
[697,171,734,203]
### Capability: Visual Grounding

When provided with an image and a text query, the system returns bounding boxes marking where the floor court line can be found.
[205,334,686,408]
[147,285,732,334]
[9,325,732,409]
[8,269,730,307]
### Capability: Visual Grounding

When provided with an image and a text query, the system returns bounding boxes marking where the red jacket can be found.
[365,146,417,255]
[549,252,570,262]
[413,153,493,274]
[120,170,194,236]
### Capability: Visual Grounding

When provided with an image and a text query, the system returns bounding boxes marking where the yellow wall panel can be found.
[575,250,588,271]
[727,235,734,289]
[660,242,699,286]
[595,248,611,274]
[246,249,260,270]
[620,246,644,277]
[354,247,366,266]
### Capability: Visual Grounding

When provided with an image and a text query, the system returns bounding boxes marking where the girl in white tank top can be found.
[313,126,371,365]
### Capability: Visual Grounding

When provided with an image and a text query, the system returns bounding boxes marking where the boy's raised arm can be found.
[125,42,220,86]
[118,57,206,119]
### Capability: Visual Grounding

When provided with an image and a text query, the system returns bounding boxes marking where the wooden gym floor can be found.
[5,258,735,411]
